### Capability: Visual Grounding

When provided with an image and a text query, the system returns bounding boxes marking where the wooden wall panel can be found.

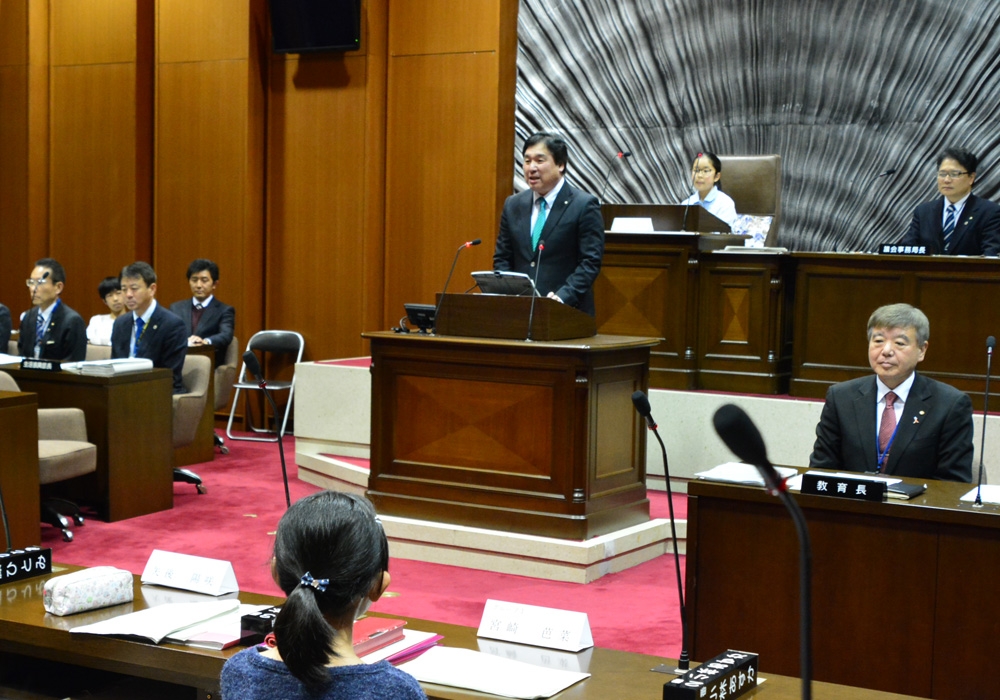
[267,55,370,361]
[383,51,502,320]
[154,0,266,357]
[49,0,136,66]
[388,0,500,56]
[157,0,247,63]
[49,64,140,313]
[47,2,151,323]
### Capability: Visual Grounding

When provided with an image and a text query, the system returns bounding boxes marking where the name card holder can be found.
[664,650,759,700]
[879,244,928,255]
[21,358,60,372]
[477,599,593,652]
[141,549,238,596]
[0,547,52,584]
[801,472,886,502]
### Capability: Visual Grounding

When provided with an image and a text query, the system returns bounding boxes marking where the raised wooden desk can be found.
[1,367,173,521]
[0,391,40,548]
[363,331,656,539]
[0,566,923,699]
[686,476,999,699]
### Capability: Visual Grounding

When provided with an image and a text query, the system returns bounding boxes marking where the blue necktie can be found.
[532,198,547,250]
[133,317,145,357]
[34,310,45,358]
[942,203,956,252]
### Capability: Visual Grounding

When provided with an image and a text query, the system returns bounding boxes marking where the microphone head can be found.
[713,404,770,468]
[631,390,652,418]
[468,238,482,247]
[988,336,996,351]
[622,152,632,158]
[243,350,262,379]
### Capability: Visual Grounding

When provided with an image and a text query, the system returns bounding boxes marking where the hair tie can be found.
[299,572,329,593]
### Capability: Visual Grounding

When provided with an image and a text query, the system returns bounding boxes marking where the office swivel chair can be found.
[172,354,212,493]
[227,330,304,442]
[0,371,97,542]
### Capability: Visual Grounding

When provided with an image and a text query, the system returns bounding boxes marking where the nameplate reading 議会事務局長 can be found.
[800,472,887,502]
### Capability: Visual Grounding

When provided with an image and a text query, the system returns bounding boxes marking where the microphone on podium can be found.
[243,350,291,508]
[632,391,690,675]
[974,336,995,507]
[598,150,632,204]
[432,239,482,333]
[713,404,812,700]
[525,242,545,342]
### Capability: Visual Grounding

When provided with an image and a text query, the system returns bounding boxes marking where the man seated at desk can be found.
[169,258,235,365]
[900,147,1000,256]
[0,302,10,351]
[18,258,87,362]
[809,303,973,482]
[493,131,604,316]
[111,262,188,394]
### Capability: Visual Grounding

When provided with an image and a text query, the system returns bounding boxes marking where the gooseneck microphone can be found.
[243,350,291,508]
[432,239,482,333]
[632,391,689,675]
[974,336,995,507]
[525,242,545,342]
[598,150,632,204]
[713,404,812,700]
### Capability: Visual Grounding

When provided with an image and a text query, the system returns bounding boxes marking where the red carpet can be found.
[46,436,686,659]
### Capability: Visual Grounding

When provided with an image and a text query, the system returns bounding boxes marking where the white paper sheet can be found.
[960,484,1000,504]
[398,646,589,699]
[695,462,798,487]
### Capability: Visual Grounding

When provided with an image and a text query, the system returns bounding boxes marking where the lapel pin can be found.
[913,416,920,425]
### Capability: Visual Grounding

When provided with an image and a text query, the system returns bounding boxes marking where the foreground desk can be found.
[0,391,40,547]
[686,477,1000,699]
[0,566,924,699]
[1,366,173,521]
[363,331,656,539]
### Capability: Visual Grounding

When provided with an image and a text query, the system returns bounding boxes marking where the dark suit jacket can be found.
[17,301,87,362]
[901,194,1000,256]
[169,297,235,364]
[0,304,10,351]
[493,181,605,315]
[111,303,188,394]
[809,373,973,482]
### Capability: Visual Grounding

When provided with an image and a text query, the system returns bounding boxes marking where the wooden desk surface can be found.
[0,565,922,699]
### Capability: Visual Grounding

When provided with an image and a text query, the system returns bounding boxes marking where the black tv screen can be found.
[270,0,361,53]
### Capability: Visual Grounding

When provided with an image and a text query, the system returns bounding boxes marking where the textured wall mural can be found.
[514,0,1000,251]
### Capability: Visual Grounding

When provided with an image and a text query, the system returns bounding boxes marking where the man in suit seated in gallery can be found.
[493,131,605,316]
[0,302,11,351]
[111,262,188,394]
[809,303,973,482]
[18,258,87,362]
[900,147,1000,256]
[169,258,235,365]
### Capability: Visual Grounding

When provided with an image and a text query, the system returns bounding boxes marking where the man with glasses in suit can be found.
[901,147,1000,256]
[17,258,87,362]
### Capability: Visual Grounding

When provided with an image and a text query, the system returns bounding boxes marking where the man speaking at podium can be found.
[809,303,973,482]
[493,132,604,316]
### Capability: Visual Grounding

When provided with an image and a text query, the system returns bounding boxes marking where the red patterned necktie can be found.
[878,391,898,457]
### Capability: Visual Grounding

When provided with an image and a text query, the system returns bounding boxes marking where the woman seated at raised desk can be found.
[220,491,426,700]
[681,151,739,228]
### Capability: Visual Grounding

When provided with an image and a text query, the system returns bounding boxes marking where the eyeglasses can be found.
[692,168,715,176]
[937,171,969,180]
[25,278,51,288]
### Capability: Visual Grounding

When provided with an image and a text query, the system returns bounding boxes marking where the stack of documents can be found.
[62,358,154,376]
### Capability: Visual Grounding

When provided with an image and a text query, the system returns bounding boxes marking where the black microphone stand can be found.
[244,351,291,508]
[598,151,631,204]
[713,404,811,700]
[433,239,481,334]
[525,242,545,342]
[974,336,995,507]
[631,391,690,675]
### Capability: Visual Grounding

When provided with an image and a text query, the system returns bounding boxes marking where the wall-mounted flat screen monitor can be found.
[270,0,361,53]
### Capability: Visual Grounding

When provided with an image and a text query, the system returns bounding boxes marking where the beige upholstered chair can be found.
[7,339,17,355]
[718,154,783,246]
[0,371,97,542]
[213,335,239,454]
[85,344,112,361]
[173,354,211,494]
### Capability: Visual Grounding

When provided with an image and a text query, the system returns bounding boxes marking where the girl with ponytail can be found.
[221,491,426,699]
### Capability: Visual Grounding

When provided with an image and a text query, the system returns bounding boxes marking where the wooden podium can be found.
[363,297,658,539]
[434,293,596,341]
